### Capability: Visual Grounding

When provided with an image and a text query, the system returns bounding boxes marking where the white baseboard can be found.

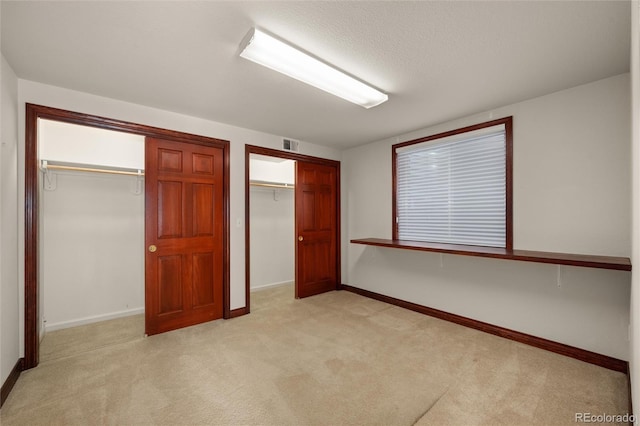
[44,307,144,332]
[251,280,294,292]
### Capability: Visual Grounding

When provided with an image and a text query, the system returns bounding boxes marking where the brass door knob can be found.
[148,245,157,253]
[298,236,304,241]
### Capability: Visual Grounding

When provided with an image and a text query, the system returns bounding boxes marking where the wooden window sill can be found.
[350,238,631,271]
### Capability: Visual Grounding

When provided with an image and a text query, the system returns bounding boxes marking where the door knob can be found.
[148,245,157,252]
[298,236,304,241]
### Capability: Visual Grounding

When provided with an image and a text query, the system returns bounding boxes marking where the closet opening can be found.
[24,104,231,370]
[38,119,146,362]
[249,153,296,308]
[244,145,341,314]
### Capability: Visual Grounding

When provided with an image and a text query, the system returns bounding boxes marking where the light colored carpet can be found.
[40,314,145,362]
[1,284,629,425]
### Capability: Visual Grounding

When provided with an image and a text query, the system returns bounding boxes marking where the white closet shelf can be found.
[40,160,144,177]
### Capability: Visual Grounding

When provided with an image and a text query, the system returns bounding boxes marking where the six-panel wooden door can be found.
[295,161,338,298]
[145,137,224,335]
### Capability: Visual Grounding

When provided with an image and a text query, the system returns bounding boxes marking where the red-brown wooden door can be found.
[295,161,338,298]
[145,137,224,335]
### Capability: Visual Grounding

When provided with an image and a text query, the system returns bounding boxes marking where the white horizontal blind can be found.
[396,124,506,247]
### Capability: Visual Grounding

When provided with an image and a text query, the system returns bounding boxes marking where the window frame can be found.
[392,116,513,250]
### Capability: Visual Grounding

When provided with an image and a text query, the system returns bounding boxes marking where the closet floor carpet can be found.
[40,314,145,363]
[1,285,629,425]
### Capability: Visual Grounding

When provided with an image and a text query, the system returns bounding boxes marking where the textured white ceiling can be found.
[1,1,630,148]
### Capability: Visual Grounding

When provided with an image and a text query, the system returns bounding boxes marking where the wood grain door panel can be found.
[157,254,183,315]
[146,137,224,335]
[192,251,216,308]
[157,181,184,238]
[192,184,215,236]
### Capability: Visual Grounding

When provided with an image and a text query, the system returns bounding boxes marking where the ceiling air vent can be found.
[283,138,299,152]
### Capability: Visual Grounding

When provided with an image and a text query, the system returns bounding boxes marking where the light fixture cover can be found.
[239,28,388,109]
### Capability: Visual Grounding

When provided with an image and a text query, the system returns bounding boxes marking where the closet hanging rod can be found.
[250,182,294,189]
[41,161,144,177]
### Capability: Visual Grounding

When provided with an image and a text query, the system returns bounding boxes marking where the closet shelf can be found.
[40,160,144,177]
[250,180,294,189]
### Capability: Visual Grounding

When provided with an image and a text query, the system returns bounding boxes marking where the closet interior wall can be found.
[249,155,295,291]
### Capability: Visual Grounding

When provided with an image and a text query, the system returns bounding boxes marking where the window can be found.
[393,117,512,249]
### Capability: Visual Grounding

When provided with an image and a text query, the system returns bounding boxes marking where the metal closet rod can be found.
[250,181,294,189]
[41,161,144,177]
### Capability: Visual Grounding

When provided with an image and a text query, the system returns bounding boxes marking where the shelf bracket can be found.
[41,160,57,191]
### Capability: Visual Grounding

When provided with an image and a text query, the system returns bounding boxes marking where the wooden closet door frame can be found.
[24,103,231,369]
[244,145,341,313]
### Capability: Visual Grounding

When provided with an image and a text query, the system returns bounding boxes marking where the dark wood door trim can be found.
[24,103,230,369]
[244,145,341,313]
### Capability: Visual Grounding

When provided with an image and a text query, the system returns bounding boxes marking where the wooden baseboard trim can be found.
[342,284,628,373]
[1,358,24,408]
[628,364,633,418]
[229,307,249,318]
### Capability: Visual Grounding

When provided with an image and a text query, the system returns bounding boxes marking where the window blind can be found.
[396,124,506,248]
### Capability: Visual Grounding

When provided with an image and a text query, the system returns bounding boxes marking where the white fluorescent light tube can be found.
[239,28,388,109]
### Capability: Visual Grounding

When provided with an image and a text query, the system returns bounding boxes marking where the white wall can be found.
[15,79,342,357]
[344,74,631,360]
[39,119,144,170]
[250,187,294,290]
[1,55,20,385]
[249,158,295,290]
[41,171,145,331]
[629,0,639,414]
[250,157,295,185]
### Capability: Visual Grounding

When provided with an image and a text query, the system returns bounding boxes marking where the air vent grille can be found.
[283,138,300,152]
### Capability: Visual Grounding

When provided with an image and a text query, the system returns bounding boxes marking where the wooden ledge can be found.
[350,238,631,271]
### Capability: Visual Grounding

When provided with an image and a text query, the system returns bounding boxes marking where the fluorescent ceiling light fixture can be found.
[239,28,388,109]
